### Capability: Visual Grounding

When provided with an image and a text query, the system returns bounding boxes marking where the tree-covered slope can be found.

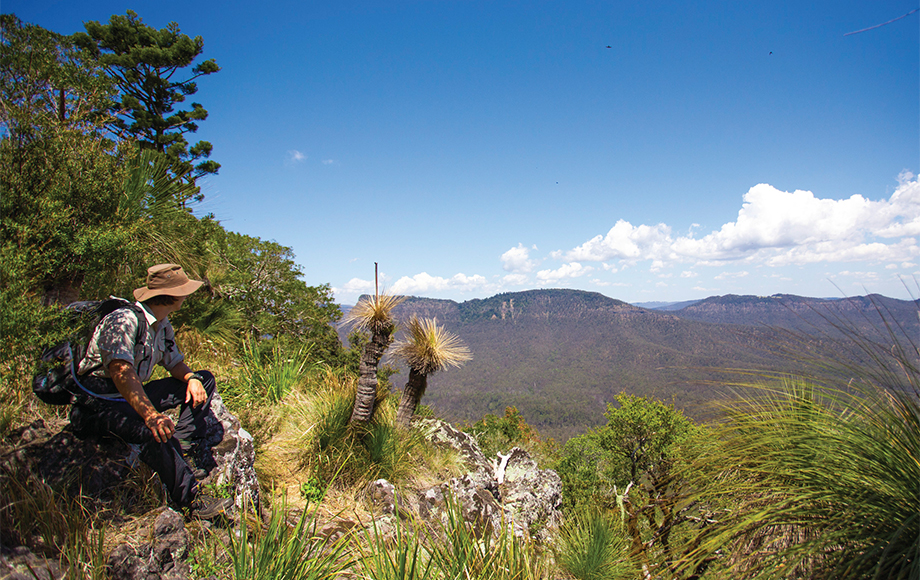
[382,290,789,441]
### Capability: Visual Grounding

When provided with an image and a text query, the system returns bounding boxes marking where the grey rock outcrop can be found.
[195,393,259,511]
[366,418,562,542]
[108,508,191,580]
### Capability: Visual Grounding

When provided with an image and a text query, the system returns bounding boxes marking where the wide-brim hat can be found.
[133,263,204,301]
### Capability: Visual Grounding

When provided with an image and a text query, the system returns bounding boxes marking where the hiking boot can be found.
[189,494,233,520]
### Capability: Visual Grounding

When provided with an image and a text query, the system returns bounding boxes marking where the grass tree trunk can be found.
[350,331,389,423]
[396,368,428,428]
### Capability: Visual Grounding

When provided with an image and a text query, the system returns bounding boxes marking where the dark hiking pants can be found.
[68,370,216,507]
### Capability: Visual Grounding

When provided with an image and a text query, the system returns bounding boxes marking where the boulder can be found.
[0,545,66,580]
[108,508,191,580]
[497,447,563,543]
[193,393,259,511]
[0,419,132,501]
[404,419,563,542]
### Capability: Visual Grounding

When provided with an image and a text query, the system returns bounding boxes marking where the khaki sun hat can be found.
[133,264,204,301]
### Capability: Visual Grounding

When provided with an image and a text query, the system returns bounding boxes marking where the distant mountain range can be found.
[344,289,919,441]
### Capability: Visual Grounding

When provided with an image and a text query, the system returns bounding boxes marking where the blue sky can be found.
[7,1,919,304]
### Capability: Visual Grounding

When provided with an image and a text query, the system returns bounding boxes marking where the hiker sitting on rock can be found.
[69,263,231,518]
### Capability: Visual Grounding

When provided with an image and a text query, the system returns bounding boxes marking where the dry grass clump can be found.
[255,365,463,514]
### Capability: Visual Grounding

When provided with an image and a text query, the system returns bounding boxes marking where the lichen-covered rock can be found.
[417,473,504,538]
[0,419,132,500]
[415,418,494,479]
[498,447,563,542]
[410,420,563,543]
[0,545,66,580]
[108,508,190,580]
[194,393,259,512]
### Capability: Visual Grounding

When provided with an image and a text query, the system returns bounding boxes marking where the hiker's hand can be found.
[146,413,175,443]
[186,378,206,408]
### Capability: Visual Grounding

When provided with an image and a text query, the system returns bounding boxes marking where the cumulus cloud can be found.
[338,277,374,294]
[565,220,673,262]
[536,262,593,283]
[562,177,920,270]
[501,244,539,272]
[391,272,489,295]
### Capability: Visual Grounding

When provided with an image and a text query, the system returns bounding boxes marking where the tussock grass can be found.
[553,508,633,580]
[677,295,920,580]
[257,366,463,516]
[226,497,353,580]
[357,494,548,580]
[0,464,109,579]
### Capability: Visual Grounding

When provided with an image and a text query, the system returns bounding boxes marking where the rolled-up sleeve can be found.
[95,309,139,369]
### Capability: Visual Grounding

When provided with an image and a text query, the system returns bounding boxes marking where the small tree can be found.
[341,293,404,424]
[392,316,470,428]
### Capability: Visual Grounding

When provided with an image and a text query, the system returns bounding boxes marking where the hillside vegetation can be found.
[2,12,918,579]
[377,289,919,441]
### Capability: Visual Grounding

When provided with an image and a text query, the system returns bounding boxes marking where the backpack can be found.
[32,297,149,405]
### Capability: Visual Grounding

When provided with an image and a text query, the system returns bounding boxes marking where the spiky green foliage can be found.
[391,316,471,376]
[426,493,549,580]
[226,499,352,580]
[677,296,920,579]
[357,515,437,580]
[554,508,634,580]
[679,378,920,579]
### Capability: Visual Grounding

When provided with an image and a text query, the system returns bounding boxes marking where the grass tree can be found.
[392,316,471,428]
[342,293,404,424]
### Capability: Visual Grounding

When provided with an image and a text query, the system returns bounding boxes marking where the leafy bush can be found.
[464,406,542,457]
[554,394,699,510]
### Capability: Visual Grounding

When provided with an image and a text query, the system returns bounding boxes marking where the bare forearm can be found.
[109,360,175,442]
[167,361,207,408]
[110,361,157,421]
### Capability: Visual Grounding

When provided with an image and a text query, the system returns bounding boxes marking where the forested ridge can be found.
[2,11,918,580]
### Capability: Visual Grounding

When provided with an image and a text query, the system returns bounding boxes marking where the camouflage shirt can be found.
[78,301,185,391]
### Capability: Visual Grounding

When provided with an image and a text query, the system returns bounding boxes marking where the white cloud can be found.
[501,244,538,272]
[322,159,335,165]
[536,262,593,283]
[561,176,920,270]
[287,150,306,163]
[565,220,673,262]
[338,277,374,294]
[391,272,489,295]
